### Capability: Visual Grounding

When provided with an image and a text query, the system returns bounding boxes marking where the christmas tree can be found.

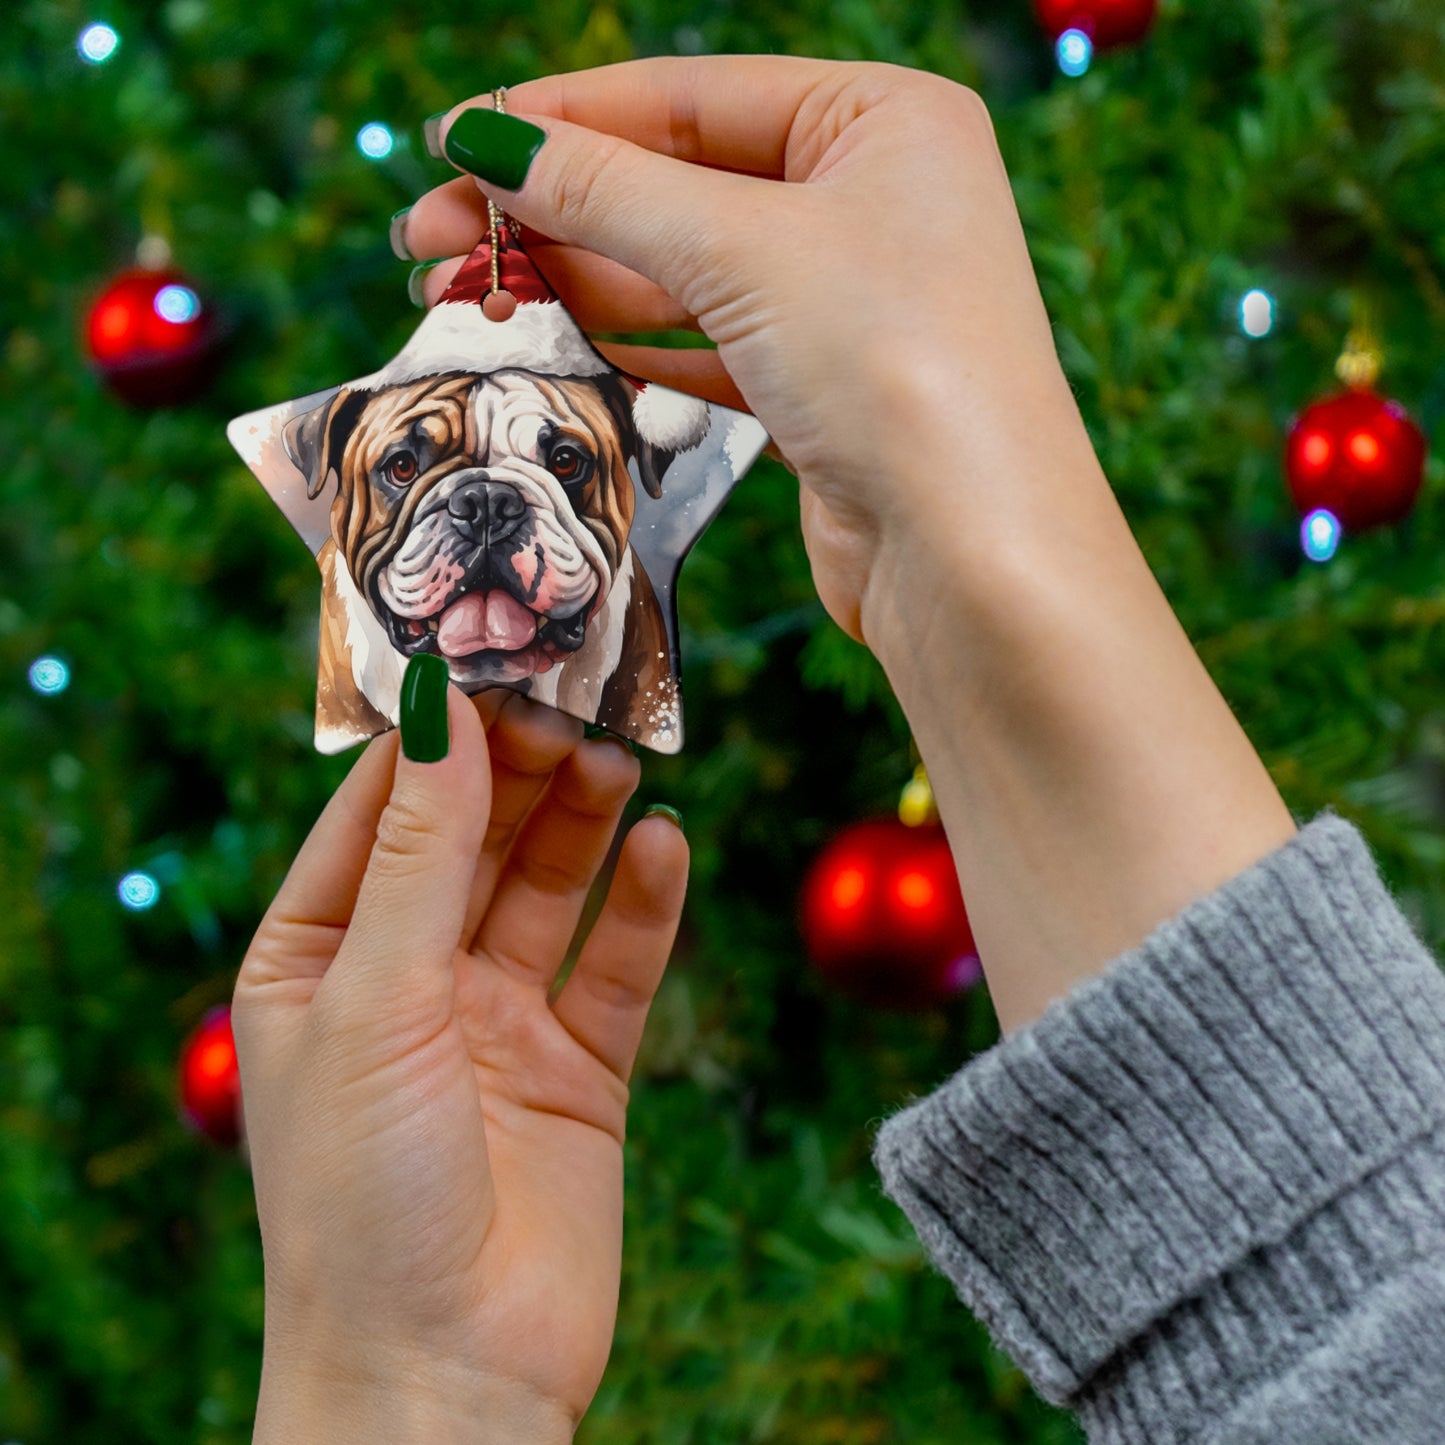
[4,1,1443,1440]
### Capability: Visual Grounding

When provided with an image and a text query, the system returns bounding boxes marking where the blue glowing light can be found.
[28,657,70,695]
[1240,288,1275,338]
[1301,508,1342,563]
[356,123,395,160]
[153,284,201,324]
[78,22,120,64]
[1057,28,1093,77]
[118,871,161,911]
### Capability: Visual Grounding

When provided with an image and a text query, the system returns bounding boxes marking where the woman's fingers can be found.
[435,104,769,316]
[237,732,400,994]
[412,239,699,337]
[403,179,700,333]
[319,687,493,1031]
[504,56,853,177]
[461,692,585,948]
[551,812,689,1081]
[586,343,748,410]
[471,736,640,991]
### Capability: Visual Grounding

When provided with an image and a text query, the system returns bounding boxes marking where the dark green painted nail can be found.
[423,112,447,159]
[400,653,450,762]
[644,803,684,833]
[407,259,443,308]
[585,722,638,754]
[388,206,413,261]
[443,107,546,192]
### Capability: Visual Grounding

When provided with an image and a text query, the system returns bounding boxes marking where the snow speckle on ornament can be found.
[641,669,681,751]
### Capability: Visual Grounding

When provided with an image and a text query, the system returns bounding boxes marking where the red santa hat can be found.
[365,226,712,456]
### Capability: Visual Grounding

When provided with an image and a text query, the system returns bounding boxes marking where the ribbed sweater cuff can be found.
[872,812,1445,1412]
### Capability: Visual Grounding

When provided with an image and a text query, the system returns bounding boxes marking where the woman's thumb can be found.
[326,660,491,1018]
[437,103,760,313]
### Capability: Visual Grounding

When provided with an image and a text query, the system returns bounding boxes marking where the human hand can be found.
[400,56,1096,646]
[233,687,688,1443]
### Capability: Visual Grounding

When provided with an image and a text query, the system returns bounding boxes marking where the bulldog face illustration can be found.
[282,369,673,691]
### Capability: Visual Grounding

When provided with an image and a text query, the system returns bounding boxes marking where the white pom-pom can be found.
[633,386,711,453]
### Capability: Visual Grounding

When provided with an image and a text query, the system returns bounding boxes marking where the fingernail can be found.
[644,804,684,833]
[400,654,450,762]
[389,206,413,261]
[585,722,639,754]
[443,107,546,192]
[407,260,442,308]
[423,112,447,160]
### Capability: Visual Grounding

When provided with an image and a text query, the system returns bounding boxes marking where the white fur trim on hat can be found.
[366,298,610,387]
[633,385,711,453]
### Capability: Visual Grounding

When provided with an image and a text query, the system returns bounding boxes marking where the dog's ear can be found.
[633,444,671,501]
[595,374,673,500]
[282,388,367,500]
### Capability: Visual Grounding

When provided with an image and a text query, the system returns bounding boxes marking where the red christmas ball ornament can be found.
[1285,388,1427,533]
[1033,0,1158,49]
[178,1006,243,1147]
[85,267,219,407]
[800,818,981,1010]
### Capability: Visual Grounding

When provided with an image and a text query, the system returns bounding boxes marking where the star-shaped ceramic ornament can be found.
[227,226,768,755]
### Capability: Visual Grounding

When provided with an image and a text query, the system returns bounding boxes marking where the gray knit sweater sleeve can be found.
[872,812,1445,1443]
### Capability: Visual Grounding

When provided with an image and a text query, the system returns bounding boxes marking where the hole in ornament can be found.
[482,289,517,322]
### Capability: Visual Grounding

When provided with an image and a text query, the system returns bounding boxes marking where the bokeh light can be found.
[28,656,70,695]
[153,284,201,324]
[78,22,120,64]
[118,871,161,911]
[1240,288,1275,338]
[1301,508,1342,563]
[1057,29,1093,77]
[356,122,395,159]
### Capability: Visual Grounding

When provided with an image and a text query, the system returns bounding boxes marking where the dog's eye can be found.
[385,451,419,485]
[547,444,592,487]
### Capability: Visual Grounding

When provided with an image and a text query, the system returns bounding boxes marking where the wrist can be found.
[857,370,1121,686]
[254,1345,575,1445]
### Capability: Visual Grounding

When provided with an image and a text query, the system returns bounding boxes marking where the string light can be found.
[153,284,201,324]
[28,657,70,695]
[78,22,120,64]
[1240,289,1275,338]
[1057,29,1093,76]
[1301,508,1341,563]
[356,122,395,160]
[118,871,161,911]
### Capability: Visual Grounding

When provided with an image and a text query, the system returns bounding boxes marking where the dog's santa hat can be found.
[364,226,712,457]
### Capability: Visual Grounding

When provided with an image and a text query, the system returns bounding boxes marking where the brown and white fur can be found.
[283,369,684,752]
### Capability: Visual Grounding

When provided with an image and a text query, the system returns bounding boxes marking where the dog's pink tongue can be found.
[437,591,538,656]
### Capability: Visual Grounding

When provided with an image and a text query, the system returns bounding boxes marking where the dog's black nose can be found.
[448,480,527,545]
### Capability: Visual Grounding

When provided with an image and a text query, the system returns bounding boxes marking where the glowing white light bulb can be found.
[356,123,395,160]
[1057,29,1093,77]
[1301,508,1341,563]
[118,871,161,910]
[28,657,70,695]
[78,22,120,64]
[154,284,201,324]
[1240,288,1275,338]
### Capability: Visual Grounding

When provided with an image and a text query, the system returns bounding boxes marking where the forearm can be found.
[859,379,1296,1033]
